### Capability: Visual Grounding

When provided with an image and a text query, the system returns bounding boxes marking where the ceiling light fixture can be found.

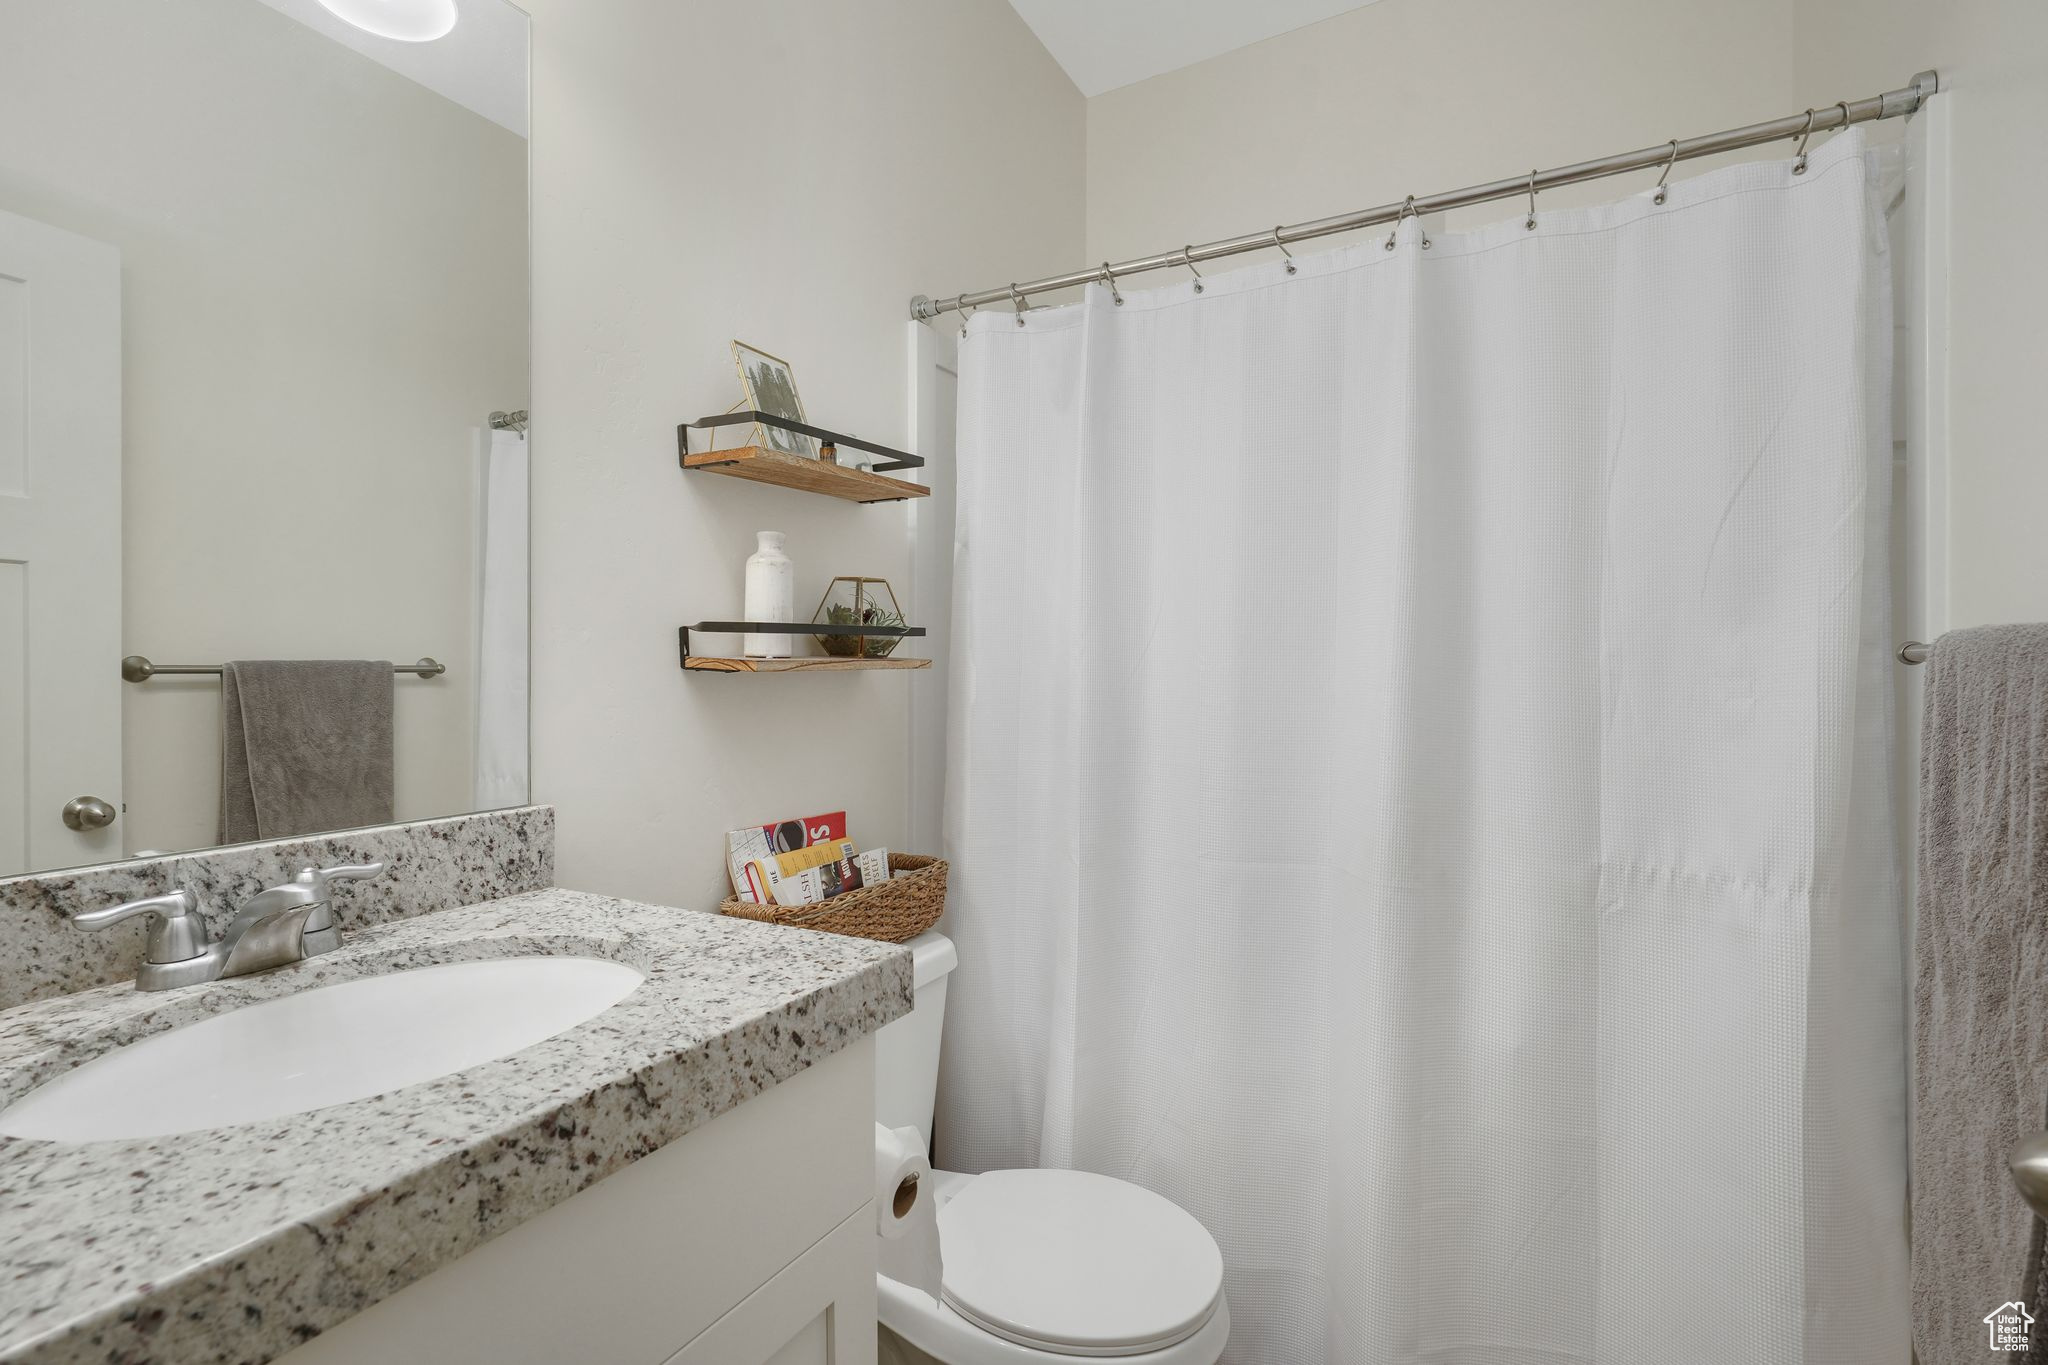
[313,0,458,42]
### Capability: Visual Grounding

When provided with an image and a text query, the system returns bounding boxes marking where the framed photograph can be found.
[731,341,818,459]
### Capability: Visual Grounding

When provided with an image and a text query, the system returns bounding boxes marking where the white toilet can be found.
[874,933,1230,1364]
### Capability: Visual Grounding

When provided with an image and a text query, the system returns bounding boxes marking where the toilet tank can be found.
[874,931,957,1145]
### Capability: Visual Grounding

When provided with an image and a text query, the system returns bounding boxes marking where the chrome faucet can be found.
[73,861,386,991]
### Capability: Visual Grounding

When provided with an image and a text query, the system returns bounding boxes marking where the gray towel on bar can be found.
[219,660,394,844]
[1914,624,2048,1363]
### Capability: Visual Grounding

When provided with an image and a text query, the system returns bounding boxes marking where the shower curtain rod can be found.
[908,70,1939,321]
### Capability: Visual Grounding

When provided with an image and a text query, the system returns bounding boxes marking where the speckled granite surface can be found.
[0,807,555,1010]
[0,888,913,1365]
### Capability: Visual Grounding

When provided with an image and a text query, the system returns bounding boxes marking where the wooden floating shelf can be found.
[680,623,928,676]
[679,412,928,504]
[683,654,932,674]
[683,445,929,503]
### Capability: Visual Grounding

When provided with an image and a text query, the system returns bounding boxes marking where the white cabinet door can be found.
[666,1208,876,1365]
[0,209,121,874]
[278,1038,877,1365]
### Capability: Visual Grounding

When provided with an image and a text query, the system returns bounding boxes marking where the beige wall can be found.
[525,0,1084,905]
[1085,0,1797,259]
[1084,0,2045,636]
[0,0,528,858]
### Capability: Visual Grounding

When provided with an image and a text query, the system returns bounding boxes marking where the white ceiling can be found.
[1005,0,1383,97]
[251,0,529,137]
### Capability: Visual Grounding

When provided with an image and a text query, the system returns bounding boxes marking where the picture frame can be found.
[731,341,818,460]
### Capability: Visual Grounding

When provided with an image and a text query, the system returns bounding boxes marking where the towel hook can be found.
[1525,170,1539,230]
[1792,108,1817,175]
[1385,195,1430,251]
[1272,226,1297,274]
[1010,282,1028,327]
[1653,140,1679,205]
[1099,262,1124,306]
[1181,245,1204,293]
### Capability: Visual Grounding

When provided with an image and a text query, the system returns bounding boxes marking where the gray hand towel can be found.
[219,660,395,844]
[1914,624,2048,1363]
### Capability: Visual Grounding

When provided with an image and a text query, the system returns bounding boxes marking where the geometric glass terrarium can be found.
[811,576,906,657]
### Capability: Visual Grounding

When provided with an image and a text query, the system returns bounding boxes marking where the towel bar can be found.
[121,655,444,683]
[1898,641,1931,665]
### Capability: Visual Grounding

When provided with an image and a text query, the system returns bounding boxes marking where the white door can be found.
[0,209,122,874]
[905,320,958,857]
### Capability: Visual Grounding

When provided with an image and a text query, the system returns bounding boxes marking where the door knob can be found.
[2012,1132,2048,1220]
[62,796,117,831]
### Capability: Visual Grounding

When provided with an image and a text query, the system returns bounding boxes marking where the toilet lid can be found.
[937,1169,1224,1358]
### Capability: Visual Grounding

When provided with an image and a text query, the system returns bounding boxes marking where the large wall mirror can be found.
[0,0,531,877]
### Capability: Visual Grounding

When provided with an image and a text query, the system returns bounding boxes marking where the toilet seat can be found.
[935,1169,1225,1358]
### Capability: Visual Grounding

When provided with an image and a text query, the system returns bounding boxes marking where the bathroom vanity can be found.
[287,1028,886,1365]
[0,810,912,1365]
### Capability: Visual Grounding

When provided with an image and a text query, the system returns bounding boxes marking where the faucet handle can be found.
[291,860,386,896]
[317,859,386,884]
[73,889,211,965]
[246,861,384,962]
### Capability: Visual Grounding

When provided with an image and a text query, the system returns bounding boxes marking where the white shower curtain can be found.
[939,130,1906,1364]
[473,426,529,810]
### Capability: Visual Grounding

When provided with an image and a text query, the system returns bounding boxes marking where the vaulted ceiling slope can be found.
[1005,0,1382,96]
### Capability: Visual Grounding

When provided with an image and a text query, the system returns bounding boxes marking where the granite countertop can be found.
[0,889,913,1365]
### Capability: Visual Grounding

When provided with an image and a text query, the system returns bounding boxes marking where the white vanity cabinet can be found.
[283,1037,878,1365]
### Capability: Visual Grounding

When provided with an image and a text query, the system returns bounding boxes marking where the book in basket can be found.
[724,811,846,903]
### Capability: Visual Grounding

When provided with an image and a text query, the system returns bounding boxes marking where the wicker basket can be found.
[720,853,947,943]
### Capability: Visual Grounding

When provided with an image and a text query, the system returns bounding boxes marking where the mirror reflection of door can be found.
[0,211,123,876]
[0,0,531,878]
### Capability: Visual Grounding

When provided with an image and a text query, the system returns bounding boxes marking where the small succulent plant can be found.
[820,599,905,657]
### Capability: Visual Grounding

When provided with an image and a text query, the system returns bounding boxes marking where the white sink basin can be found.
[0,956,643,1143]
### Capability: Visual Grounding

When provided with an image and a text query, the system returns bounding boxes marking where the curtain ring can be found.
[1272,226,1296,274]
[1385,195,1428,251]
[1010,282,1028,327]
[1099,262,1123,306]
[1653,140,1679,205]
[1182,246,1204,293]
[1525,170,1539,230]
[958,300,977,339]
[1792,108,1817,175]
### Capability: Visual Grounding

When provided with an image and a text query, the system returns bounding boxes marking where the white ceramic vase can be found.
[744,531,794,658]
